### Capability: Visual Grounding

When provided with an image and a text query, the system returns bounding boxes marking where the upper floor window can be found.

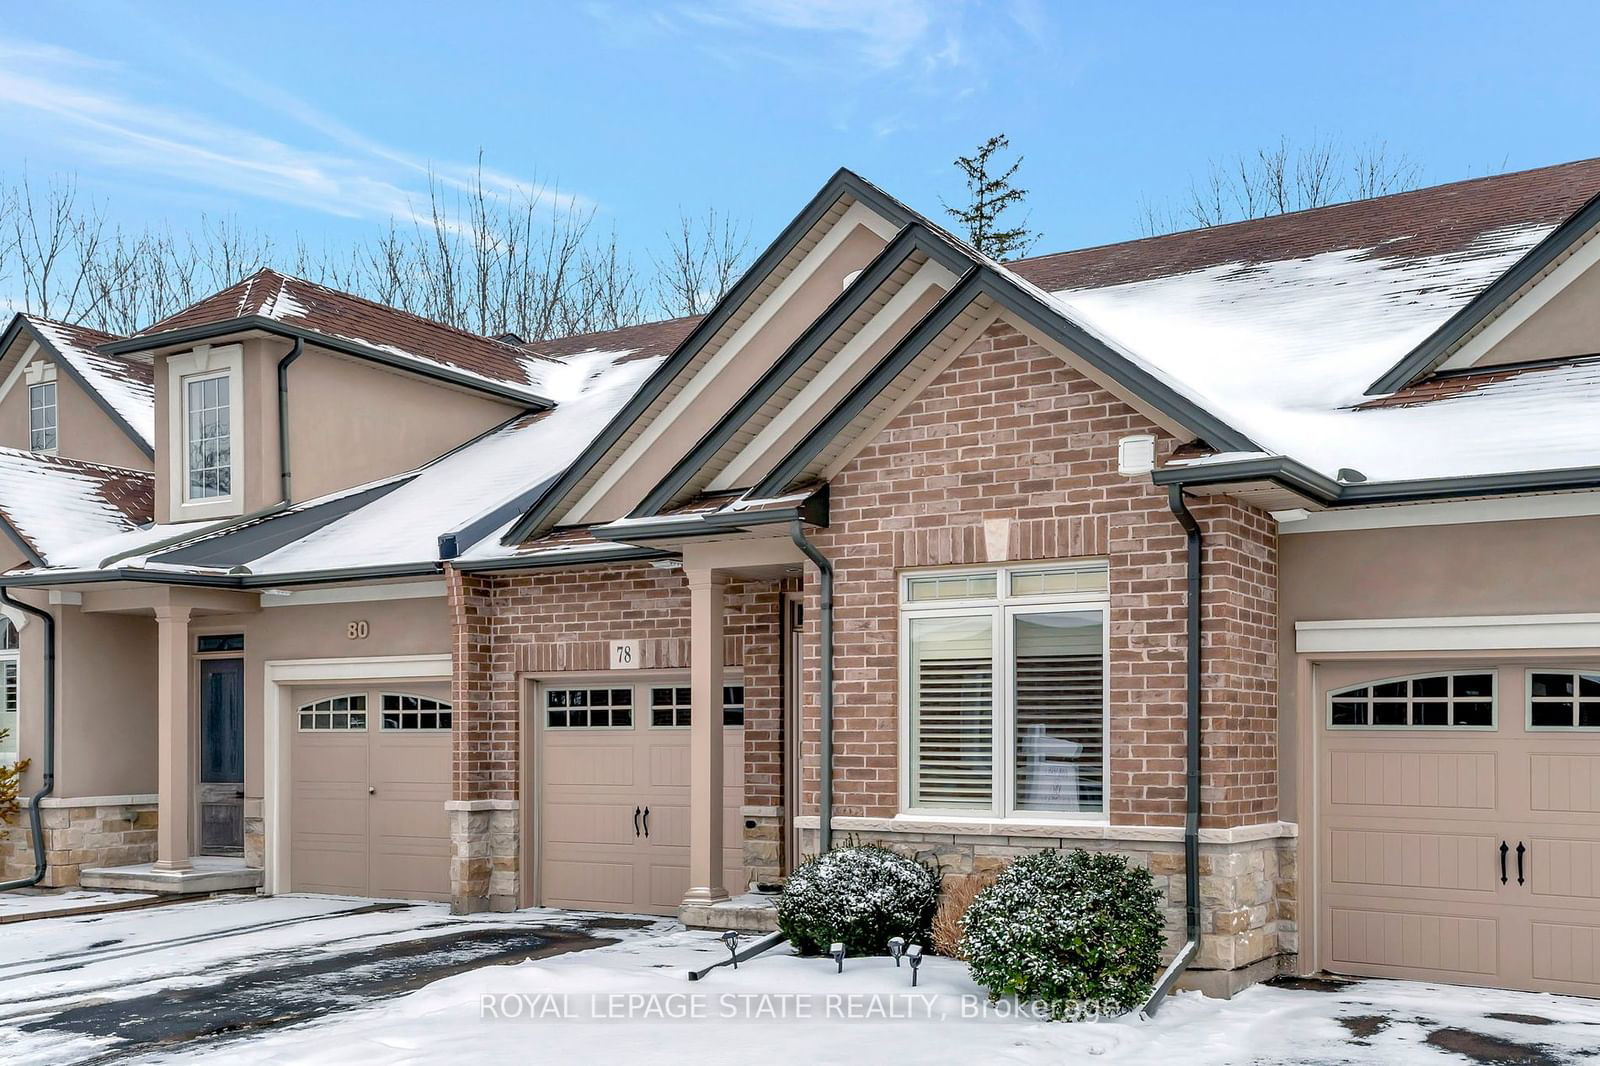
[185,373,231,500]
[1527,670,1600,729]
[901,562,1108,819]
[1328,672,1495,728]
[27,382,56,453]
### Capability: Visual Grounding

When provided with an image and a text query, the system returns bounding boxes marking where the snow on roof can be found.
[24,316,155,447]
[0,448,152,565]
[240,348,660,574]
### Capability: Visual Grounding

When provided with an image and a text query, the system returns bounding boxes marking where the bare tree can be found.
[1138,135,1425,236]
[7,173,108,323]
[652,207,751,317]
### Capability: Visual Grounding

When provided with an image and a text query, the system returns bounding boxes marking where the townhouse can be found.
[3,159,1600,1000]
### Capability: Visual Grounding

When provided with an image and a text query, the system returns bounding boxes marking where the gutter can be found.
[1152,456,1600,508]
[0,587,55,890]
[787,521,834,855]
[276,338,304,504]
[1143,486,1203,1016]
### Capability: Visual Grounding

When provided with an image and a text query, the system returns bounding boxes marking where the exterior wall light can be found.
[887,936,905,966]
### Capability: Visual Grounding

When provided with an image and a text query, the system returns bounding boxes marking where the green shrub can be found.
[777,844,937,957]
[960,849,1165,1018]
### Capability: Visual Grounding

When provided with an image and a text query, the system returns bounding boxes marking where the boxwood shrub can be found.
[961,849,1165,1018]
[777,844,938,957]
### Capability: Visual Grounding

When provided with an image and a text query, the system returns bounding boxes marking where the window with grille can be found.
[0,619,17,761]
[547,687,633,728]
[651,686,691,727]
[380,693,453,731]
[185,372,231,500]
[1527,670,1600,729]
[901,563,1108,818]
[1328,673,1495,728]
[297,694,368,731]
[28,382,57,452]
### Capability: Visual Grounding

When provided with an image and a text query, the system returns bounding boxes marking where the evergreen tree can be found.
[942,133,1038,260]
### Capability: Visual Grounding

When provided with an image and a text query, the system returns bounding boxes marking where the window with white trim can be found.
[900,562,1108,817]
[28,382,57,453]
[646,684,744,728]
[1328,672,1496,728]
[184,372,232,500]
[380,693,452,731]
[297,694,367,731]
[546,687,633,729]
[1527,670,1600,729]
[0,619,17,761]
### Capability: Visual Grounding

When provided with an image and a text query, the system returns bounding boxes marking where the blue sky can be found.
[4,0,1600,271]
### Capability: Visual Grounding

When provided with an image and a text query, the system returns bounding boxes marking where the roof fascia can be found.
[452,545,674,574]
[592,494,828,545]
[631,224,968,518]
[1153,454,1600,506]
[498,168,918,546]
[6,316,154,459]
[0,512,46,568]
[102,317,554,409]
[1366,189,1600,396]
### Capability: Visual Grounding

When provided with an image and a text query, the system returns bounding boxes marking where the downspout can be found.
[787,521,834,854]
[277,337,304,504]
[0,587,55,890]
[1144,485,1203,1016]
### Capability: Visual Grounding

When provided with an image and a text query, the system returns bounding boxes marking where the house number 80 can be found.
[347,620,370,640]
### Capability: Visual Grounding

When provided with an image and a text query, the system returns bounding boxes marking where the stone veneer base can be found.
[448,801,519,914]
[0,797,161,887]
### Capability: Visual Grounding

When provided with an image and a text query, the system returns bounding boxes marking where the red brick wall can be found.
[796,320,1280,828]
[447,563,783,806]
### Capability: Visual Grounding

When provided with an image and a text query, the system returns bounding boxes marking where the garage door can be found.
[1317,661,1600,995]
[290,684,452,901]
[538,680,744,915]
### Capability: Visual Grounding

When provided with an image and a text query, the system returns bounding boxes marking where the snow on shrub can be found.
[777,844,937,957]
[960,849,1165,1018]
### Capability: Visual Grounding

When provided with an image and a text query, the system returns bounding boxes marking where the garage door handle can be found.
[1516,842,1527,886]
[634,806,641,837]
[1499,841,1509,885]
[643,806,650,838]
[368,787,376,795]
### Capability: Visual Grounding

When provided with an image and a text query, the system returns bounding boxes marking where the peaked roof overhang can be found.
[99,316,556,409]
[0,314,154,459]
[1366,186,1600,396]
[502,168,1259,542]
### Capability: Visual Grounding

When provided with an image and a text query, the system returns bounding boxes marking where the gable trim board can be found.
[0,316,155,460]
[99,316,554,409]
[1295,613,1600,654]
[1367,187,1600,395]
[631,224,970,517]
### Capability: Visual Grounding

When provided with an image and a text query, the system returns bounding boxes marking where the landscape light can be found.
[721,930,740,969]
[888,936,905,966]
[906,944,923,987]
[830,942,846,974]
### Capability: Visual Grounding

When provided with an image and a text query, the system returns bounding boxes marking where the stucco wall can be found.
[0,357,149,470]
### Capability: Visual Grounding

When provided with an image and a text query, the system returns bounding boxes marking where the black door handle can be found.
[633,806,641,837]
[1516,842,1527,886]
[1499,841,1509,885]
[643,806,650,838]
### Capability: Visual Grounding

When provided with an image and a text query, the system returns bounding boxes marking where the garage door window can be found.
[380,694,453,731]
[1328,672,1495,728]
[547,687,633,728]
[298,695,368,731]
[649,685,744,728]
[1527,670,1600,729]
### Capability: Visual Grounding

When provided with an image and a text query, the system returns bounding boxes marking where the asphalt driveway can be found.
[0,893,657,1065]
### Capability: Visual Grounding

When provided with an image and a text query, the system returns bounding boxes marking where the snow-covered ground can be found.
[0,888,154,918]
[150,927,1600,1066]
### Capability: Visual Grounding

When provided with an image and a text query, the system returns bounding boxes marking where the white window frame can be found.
[295,693,369,732]
[378,692,454,731]
[1524,667,1600,731]
[0,616,19,764]
[534,676,746,732]
[166,344,244,520]
[897,561,1111,823]
[27,377,58,454]
[1326,670,1499,731]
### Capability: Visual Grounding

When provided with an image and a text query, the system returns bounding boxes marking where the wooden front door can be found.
[198,657,245,854]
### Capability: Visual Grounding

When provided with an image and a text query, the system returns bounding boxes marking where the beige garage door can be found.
[538,680,744,915]
[290,684,452,901]
[1317,661,1600,995]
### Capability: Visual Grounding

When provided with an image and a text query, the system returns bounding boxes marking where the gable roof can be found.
[0,448,152,567]
[1,315,155,455]
[107,269,557,406]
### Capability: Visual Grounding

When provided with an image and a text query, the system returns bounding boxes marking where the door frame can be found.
[1294,641,1597,979]
[194,652,246,855]
[263,653,451,896]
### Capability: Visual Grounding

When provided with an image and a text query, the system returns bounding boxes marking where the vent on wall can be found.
[1117,435,1157,475]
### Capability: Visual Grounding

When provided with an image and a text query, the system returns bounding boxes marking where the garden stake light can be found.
[888,936,905,966]
[830,943,846,974]
[721,930,740,969]
[906,944,923,987]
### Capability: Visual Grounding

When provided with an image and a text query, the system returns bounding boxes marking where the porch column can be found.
[684,568,728,905]
[153,605,194,872]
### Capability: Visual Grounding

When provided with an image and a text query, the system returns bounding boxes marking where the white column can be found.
[684,568,728,904]
[153,605,194,872]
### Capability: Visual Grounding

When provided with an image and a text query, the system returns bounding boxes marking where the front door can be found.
[198,657,245,854]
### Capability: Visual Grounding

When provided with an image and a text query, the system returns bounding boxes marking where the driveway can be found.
[0,893,659,1065]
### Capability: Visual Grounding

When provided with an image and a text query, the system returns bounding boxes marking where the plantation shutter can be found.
[908,614,994,809]
[1013,611,1104,813]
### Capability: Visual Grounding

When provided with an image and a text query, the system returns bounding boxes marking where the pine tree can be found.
[942,134,1038,260]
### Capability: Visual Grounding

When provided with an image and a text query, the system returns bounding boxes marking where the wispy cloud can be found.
[682,0,941,71]
[0,41,584,225]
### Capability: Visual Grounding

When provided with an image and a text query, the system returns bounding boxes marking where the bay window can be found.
[901,562,1108,819]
